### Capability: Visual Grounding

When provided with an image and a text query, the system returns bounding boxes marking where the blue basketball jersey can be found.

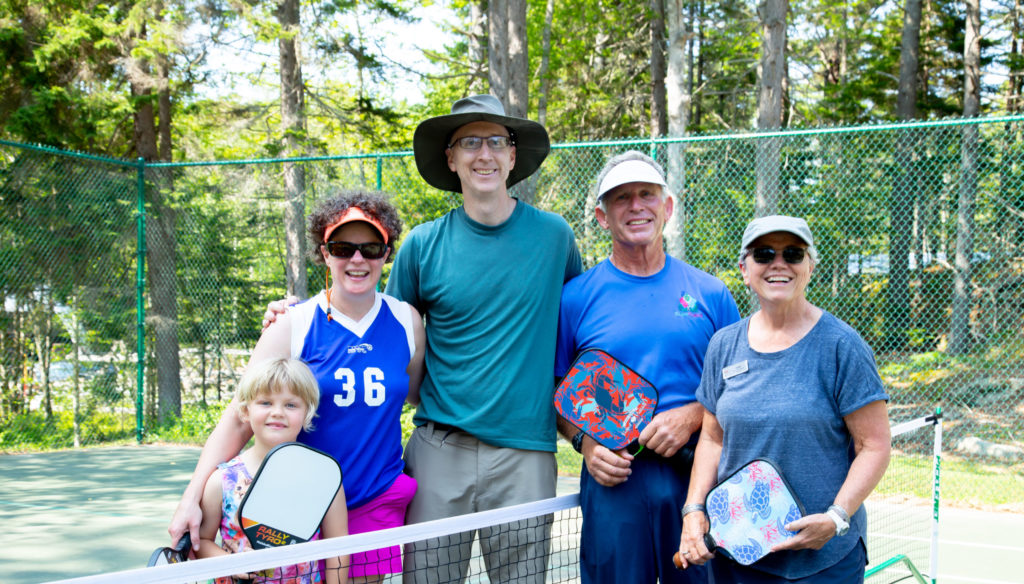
[290,292,415,508]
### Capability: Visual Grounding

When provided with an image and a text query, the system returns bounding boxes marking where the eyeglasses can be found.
[448,135,514,151]
[324,241,388,259]
[748,246,807,264]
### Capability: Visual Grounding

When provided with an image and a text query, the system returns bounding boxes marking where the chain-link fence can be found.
[2,116,1023,510]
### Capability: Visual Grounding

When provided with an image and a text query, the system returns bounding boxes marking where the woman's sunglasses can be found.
[749,246,807,264]
[325,241,388,260]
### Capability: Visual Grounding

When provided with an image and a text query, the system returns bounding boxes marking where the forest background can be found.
[1,0,1023,510]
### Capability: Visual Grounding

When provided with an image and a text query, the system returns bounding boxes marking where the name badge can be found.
[722,360,748,380]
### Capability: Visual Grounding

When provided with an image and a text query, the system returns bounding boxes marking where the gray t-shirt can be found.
[698,311,888,578]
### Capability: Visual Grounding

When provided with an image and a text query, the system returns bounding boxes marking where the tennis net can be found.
[865,411,942,584]
[43,494,582,584]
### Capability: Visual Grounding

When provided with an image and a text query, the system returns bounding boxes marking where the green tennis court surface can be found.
[1,446,1021,584]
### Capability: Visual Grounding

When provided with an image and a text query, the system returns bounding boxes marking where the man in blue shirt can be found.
[555,151,739,583]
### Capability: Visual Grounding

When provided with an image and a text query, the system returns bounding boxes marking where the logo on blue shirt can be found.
[675,292,700,317]
[347,343,373,354]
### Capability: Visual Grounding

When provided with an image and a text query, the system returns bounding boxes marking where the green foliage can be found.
[877,453,1024,508]
[555,440,583,476]
[401,401,416,444]
[145,401,229,445]
[0,409,135,452]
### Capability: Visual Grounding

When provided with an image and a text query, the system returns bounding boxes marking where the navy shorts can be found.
[579,453,706,584]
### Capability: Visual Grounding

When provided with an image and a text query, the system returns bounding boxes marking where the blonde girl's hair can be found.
[236,358,320,431]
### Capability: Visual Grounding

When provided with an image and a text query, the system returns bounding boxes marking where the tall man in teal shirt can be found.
[386,95,582,583]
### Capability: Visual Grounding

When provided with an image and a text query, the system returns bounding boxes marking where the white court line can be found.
[879,568,1023,584]
[936,538,1024,553]
[938,575,1024,584]
[869,531,1024,553]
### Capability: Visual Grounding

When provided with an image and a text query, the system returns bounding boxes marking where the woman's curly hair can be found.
[307,189,403,265]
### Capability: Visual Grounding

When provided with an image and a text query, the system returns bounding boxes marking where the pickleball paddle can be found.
[237,442,343,549]
[554,348,659,452]
[147,532,191,567]
[675,458,805,567]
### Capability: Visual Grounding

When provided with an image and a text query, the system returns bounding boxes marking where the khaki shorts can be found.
[402,423,556,584]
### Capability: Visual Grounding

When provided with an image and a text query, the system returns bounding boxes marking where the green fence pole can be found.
[135,158,147,443]
[376,156,383,191]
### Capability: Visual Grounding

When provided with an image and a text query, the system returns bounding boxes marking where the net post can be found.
[930,406,942,584]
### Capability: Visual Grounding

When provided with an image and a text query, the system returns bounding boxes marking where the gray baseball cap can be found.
[740,215,815,253]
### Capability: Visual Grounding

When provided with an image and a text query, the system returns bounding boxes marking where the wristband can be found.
[681,503,707,518]
[827,504,850,523]
[571,431,586,453]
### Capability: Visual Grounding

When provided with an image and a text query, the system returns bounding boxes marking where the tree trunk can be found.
[127,22,182,423]
[1009,0,1023,115]
[499,0,536,202]
[32,295,54,420]
[278,0,307,299]
[897,0,921,120]
[488,0,509,106]
[506,0,528,118]
[134,66,182,422]
[650,0,667,137]
[469,0,487,93]
[755,0,787,216]
[536,0,555,127]
[950,0,981,354]
[885,0,922,351]
[665,0,692,260]
[693,0,704,128]
[158,55,172,163]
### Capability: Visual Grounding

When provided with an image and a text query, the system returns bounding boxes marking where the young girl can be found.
[196,358,349,584]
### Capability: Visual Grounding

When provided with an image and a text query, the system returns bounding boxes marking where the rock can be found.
[955,436,1024,462]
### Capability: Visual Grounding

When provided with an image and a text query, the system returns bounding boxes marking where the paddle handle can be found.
[672,551,684,569]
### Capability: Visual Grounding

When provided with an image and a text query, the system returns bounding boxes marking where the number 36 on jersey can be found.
[333,367,386,407]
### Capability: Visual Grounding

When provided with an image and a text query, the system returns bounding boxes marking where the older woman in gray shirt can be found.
[676,216,891,583]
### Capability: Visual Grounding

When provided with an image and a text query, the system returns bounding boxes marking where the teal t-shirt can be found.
[385,200,583,452]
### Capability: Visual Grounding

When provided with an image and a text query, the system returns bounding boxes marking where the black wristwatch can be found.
[571,430,586,453]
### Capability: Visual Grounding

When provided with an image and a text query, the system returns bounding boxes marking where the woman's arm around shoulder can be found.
[405,304,426,406]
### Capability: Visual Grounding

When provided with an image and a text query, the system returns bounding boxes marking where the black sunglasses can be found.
[324,241,388,260]
[749,246,807,264]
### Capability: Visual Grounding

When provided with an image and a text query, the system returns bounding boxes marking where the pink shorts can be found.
[346,472,417,577]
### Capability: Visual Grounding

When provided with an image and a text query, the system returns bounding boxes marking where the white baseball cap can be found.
[596,159,668,202]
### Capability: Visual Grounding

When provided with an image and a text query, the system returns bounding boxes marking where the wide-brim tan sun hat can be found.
[412,94,550,194]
